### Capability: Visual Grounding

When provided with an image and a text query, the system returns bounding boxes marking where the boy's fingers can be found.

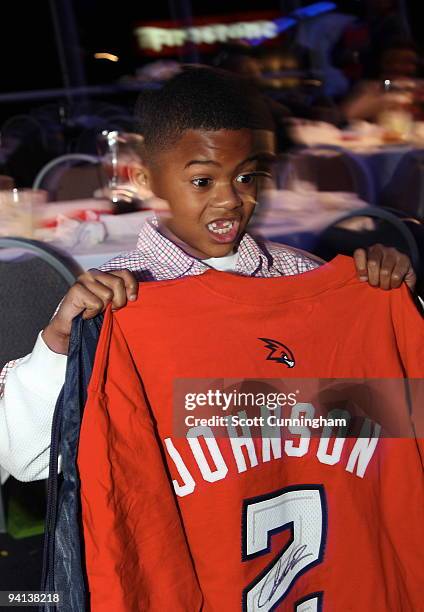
[81,269,138,309]
[404,267,417,291]
[111,269,139,301]
[78,271,120,309]
[379,251,397,290]
[87,269,138,303]
[81,278,117,307]
[353,248,368,281]
[58,284,105,323]
[76,285,110,320]
[83,275,126,310]
[356,245,416,290]
[365,245,383,287]
[391,255,416,290]
[50,269,138,341]
[389,262,404,289]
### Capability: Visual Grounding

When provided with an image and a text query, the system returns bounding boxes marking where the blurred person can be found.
[379,40,419,80]
[257,46,342,126]
[333,0,412,88]
[0,66,417,485]
[294,9,356,98]
[366,0,410,65]
[259,47,302,90]
[341,39,420,123]
[213,46,262,83]
[214,46,293,152]
[214,43,306,91]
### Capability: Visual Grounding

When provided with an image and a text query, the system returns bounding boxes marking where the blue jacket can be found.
[40,315,103,612]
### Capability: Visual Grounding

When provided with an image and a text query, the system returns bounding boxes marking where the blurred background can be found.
[0,0,423,181]
[0,0,421,278]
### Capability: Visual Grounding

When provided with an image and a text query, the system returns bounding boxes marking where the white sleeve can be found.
[0,333,66,482]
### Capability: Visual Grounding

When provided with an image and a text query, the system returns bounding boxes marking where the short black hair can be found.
[134,66,275,157]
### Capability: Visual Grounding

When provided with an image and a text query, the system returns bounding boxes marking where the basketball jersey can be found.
[77,255,424,611]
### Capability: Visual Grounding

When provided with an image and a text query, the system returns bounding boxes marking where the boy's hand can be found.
[353,245,416,291]
[42,269,138,355]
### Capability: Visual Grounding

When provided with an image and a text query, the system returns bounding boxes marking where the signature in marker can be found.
[258,544,312,607]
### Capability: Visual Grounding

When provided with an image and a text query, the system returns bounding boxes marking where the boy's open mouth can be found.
[206,218,240,243]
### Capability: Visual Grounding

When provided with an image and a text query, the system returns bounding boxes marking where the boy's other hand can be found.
[353,245,416,291]
[42,269,138,355]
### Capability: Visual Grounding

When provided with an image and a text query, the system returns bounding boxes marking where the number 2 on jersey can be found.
[242,485,327,611]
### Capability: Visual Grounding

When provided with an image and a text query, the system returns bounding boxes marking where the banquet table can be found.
[250,188,370,249]
[33,199,151,269]
[299,143,417,204]
[290,120,424,203]
[62,235,140,269]
[357,145,414,195]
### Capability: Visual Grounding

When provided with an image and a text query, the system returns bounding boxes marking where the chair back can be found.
[1,114,47,149]
[281,146,375,204]
[32,153,104,201]
[315,206,422,285]
[381,150,424,220]
[0,237,82,371]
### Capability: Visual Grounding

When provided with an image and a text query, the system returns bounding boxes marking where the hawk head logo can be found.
[259,337,295,368]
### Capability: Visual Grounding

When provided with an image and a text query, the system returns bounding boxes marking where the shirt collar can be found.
[136,216,273,278]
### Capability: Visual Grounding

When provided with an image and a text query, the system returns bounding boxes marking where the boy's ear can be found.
[128,162,151,191]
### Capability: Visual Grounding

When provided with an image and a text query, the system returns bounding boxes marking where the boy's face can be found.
[140,128,275,259]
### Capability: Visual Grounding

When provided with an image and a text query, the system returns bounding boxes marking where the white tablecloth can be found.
[357,146,412,194]
[34,199,152,269]
[290,120,424,198]
[251,189,369,239]
[65,235,140,269]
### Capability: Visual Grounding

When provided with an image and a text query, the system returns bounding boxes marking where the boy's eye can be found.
[235,171,273,185]
[235,174,255,185]
[191,178,212,188]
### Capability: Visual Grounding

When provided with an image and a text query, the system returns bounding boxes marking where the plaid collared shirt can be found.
[99,216,320,279]
[0,217,320,393]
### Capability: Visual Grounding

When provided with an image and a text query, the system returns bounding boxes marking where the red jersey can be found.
[78,255,424,611]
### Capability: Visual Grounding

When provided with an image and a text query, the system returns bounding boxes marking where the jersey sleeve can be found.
[77,308,202,611]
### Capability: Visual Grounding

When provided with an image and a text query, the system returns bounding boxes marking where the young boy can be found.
[0,66,417,483]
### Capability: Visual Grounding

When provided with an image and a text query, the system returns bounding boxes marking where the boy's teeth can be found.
[207,220,235,234]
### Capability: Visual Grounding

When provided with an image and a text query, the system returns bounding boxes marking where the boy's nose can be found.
[213,183,242,209]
